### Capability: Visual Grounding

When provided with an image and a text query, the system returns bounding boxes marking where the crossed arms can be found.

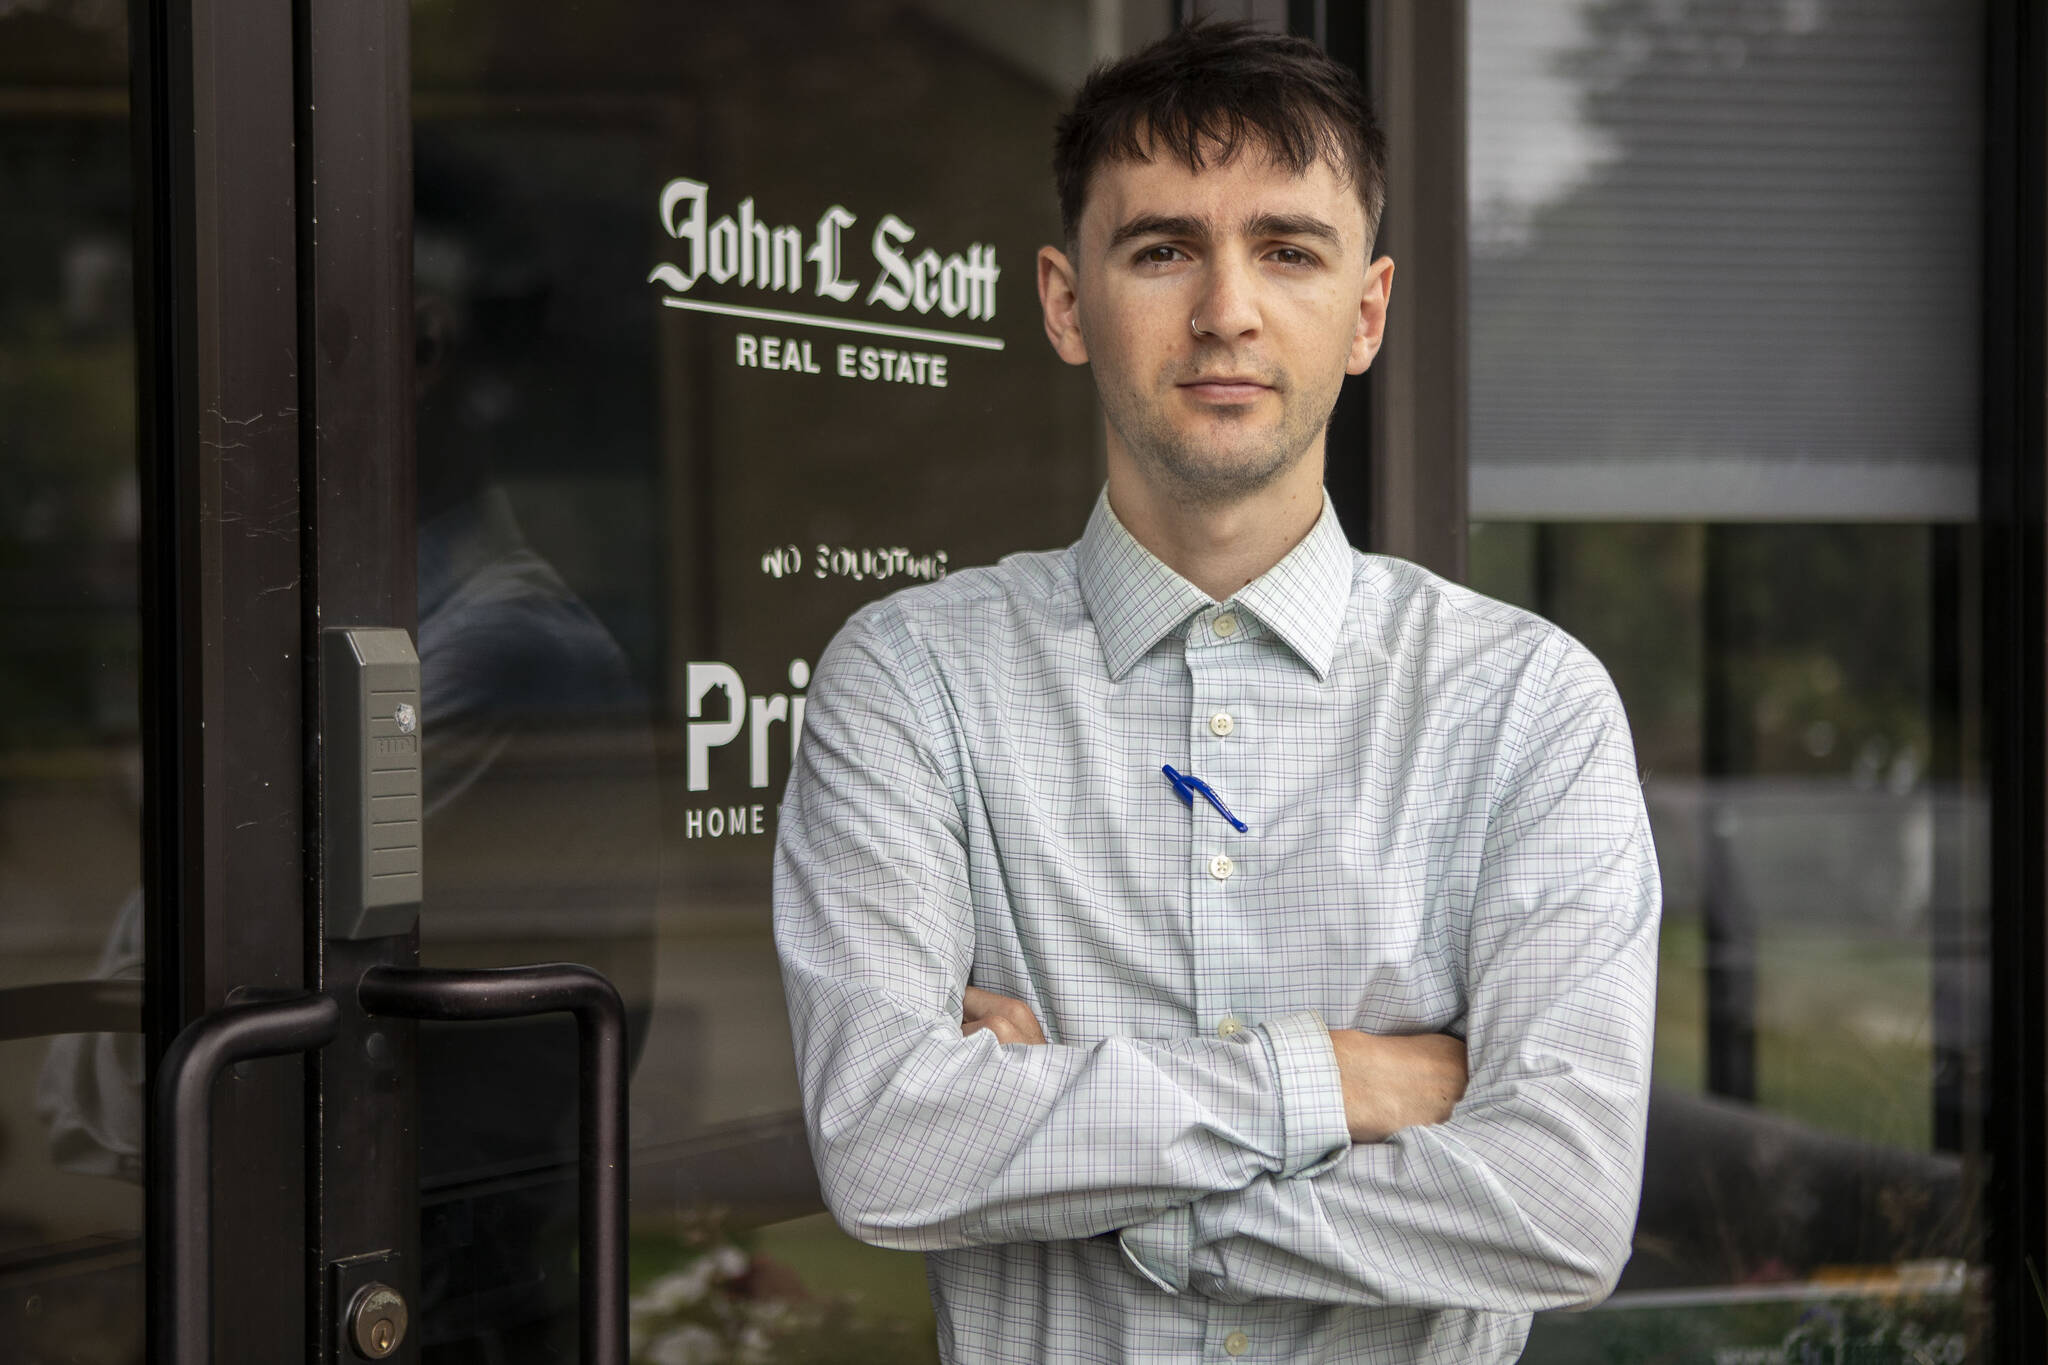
[771,617,1661,1313]
[963,986,1467,1148]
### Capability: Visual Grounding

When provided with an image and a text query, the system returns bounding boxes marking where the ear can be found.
[1346,256,1396,375]
[1037,245,1090,366]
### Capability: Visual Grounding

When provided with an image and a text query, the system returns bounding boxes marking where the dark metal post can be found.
[1700,525,1758,1101]
[1983,0,2048,1356]
[1929,524,1978,1155]
[133,0,311,1355]
[293,0,420,1355]
[1358,0,1468,579]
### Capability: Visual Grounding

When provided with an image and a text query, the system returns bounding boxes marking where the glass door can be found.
[0,6,146,1361]
[7,1,326,1360]
[402,3,1172,1358]
[2,5,1262,1362]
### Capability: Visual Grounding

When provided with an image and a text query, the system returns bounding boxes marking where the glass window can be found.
[407,4,1167,1359]
[1469,3,1991,1360]
[0,4,144,1360]
[1469,0,1982,522]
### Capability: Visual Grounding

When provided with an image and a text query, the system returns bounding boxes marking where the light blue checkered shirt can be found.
[773,490,1660,1364]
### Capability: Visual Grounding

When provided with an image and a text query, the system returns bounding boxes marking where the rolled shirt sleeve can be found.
[1260,1008,1352,1178]
[1117,1008,1350,1293]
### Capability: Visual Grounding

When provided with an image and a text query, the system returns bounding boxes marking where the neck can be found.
[1105,446,1326,602]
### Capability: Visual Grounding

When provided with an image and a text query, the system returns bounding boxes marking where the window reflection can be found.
[410,2,1161,1359]
[1473,520,1987,1354]
[412,184,662,1356]
[1469,0,1982,523]
[0,4,142,1362]
[1476,530,1981,1175]
[1470,3,1990,1357]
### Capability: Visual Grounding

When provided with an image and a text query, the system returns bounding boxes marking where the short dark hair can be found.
[1053,20,1388,247]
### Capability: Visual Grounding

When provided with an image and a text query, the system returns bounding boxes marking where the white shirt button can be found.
[1212,612,1240,639]
[1216,1017,1244,1039]
[1224,1330,1251,1356]
[1209,853,1234,881]
[1209,710,1235,737]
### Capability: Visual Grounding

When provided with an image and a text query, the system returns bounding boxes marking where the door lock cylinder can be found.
[345,1282,409,1360]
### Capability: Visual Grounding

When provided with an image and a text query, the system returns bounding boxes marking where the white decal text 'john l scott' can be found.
[650,179,998,322]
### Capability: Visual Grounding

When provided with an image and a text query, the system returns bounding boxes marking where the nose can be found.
[1189,255,1261,341]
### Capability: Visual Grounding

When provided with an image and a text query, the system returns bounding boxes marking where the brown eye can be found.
[1140,245,1183,264]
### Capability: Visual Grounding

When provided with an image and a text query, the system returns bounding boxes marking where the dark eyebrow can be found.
[1107,213,1210,249]
[1245,212,1343,248]
[1106,210,1345,253]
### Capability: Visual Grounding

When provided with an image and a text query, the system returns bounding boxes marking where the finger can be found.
[963,986,998,1017]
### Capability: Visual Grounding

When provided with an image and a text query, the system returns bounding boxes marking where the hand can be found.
[962,986,1047,1045]
[1329,1030,1467,1143]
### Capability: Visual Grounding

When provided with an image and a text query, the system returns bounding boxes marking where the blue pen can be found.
[1162,764,1249,833]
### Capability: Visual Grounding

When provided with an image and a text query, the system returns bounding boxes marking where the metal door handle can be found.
[149,992,343,1365]
[358,962,628,1365]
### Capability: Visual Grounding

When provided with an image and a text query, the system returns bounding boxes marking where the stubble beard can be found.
[1101,366,1338,508]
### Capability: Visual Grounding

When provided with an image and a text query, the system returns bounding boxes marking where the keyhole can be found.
[347,1283,408,1360]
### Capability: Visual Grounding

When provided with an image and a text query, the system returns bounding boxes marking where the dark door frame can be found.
[1358,0,1467,580]
[1984,0,2048,1357]
[1291,0,1469,580]
[296,0,422,1358]
[134,0,421,1357]
[133,0,312,1357]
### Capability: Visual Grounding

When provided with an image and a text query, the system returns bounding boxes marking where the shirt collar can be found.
[1076,487,1357,682]
[1233,491,1357,681]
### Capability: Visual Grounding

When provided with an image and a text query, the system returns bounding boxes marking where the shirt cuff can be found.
[1256,1009,1350,1177]
[1116,1204,1191,1294]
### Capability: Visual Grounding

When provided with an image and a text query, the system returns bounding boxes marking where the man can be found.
[773,21,1659,1364]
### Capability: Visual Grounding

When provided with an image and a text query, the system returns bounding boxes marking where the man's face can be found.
[1039,143,1392,506]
